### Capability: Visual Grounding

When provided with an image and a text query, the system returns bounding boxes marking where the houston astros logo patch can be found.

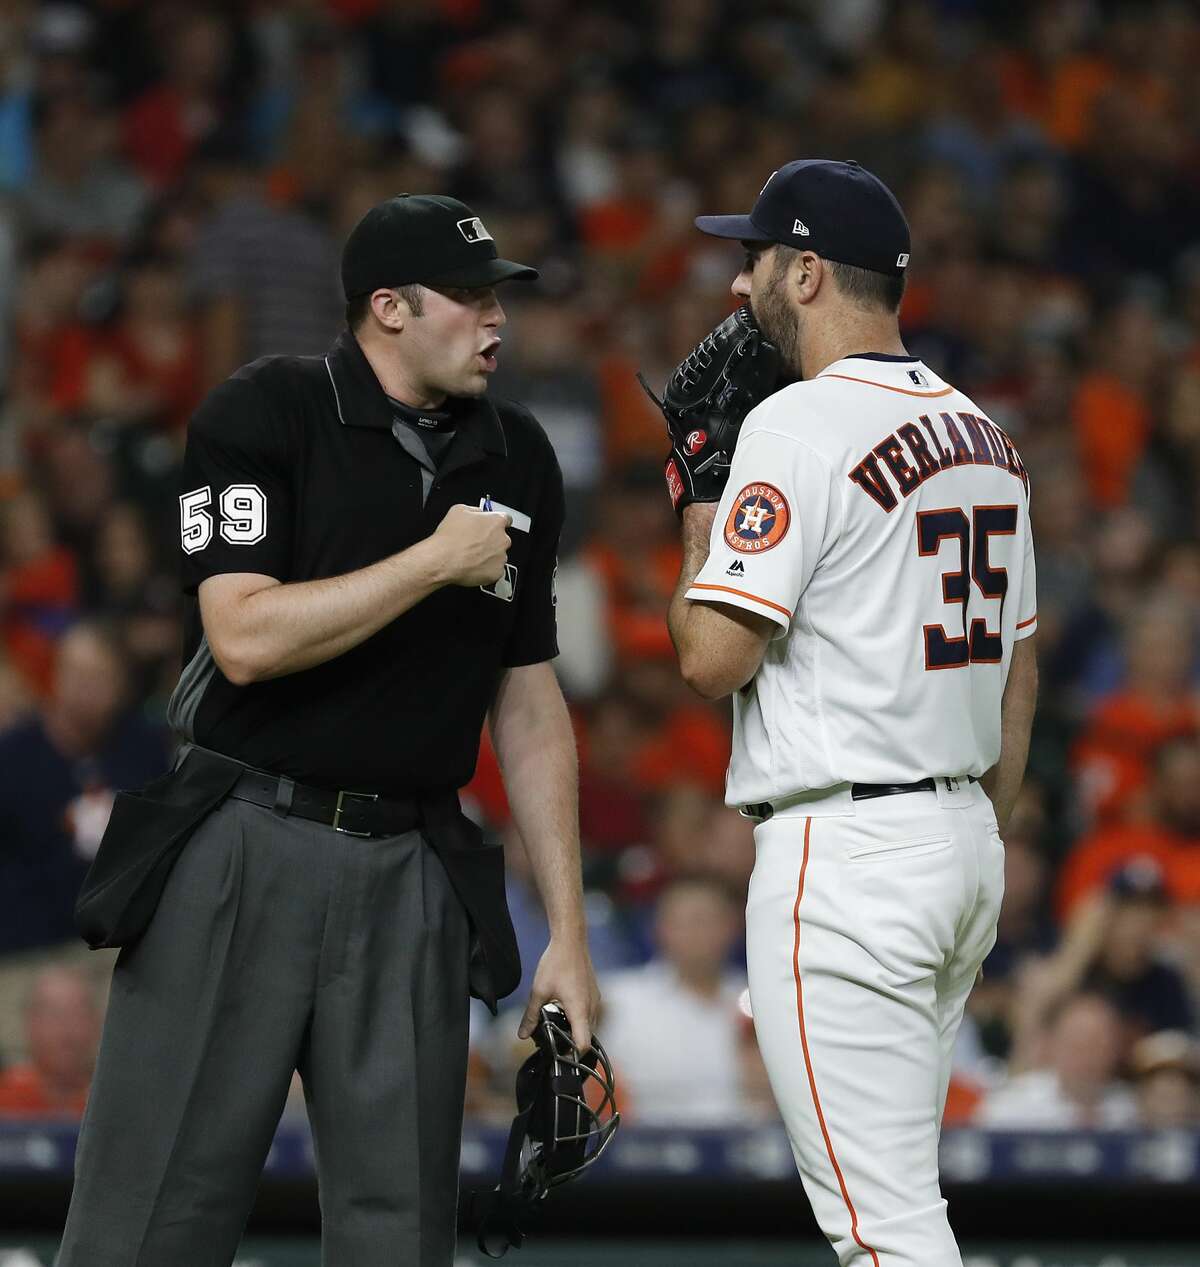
[725,483,790,553]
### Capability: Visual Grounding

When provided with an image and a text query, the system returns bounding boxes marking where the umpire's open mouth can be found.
[478,338,501,372]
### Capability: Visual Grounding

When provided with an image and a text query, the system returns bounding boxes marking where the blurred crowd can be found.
[2,0,1200,1136]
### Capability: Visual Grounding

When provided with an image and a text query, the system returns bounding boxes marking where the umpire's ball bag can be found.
[74,745,243,949]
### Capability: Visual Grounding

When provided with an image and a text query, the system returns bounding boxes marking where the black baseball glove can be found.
[639,306,781,515]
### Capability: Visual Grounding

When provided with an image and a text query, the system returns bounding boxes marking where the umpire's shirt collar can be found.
[324,328,507,472]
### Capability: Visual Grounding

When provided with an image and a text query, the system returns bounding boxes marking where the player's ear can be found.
[794,252,822,306]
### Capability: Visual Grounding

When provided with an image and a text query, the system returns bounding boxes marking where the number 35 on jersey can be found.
[180,484,267,553]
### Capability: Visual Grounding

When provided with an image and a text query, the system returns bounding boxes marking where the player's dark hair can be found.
[346,283,425,331]
[771,245,904,313]
[826,258,906,312]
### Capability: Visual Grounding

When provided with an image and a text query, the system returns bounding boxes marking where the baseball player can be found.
[60,194,599,1267]
[655,160,1038,1265]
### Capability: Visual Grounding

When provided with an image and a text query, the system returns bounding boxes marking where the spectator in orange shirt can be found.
[1059,738,1200,920]
[996,3,1174,153]
[1071,296,1163,510]
[625,659,730,797]
[598,288,733,469]
[576,130,697,300]
[584,462,681,662]
[997,27,1110,150]
[0,966,100,1118]
[1070,600,1198,826]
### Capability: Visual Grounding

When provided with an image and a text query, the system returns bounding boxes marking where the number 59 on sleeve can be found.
[180,484,267,554]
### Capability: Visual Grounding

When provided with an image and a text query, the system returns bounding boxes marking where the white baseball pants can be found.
[745,778,1003,1267]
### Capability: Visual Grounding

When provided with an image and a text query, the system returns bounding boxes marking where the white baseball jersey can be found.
[686,353,1036,807]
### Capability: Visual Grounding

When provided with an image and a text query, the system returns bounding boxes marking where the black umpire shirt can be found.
[166,328,564,797]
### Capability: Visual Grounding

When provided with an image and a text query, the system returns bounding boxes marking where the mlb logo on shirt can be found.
[458,217,493,244]
[908,369,930,388]
[481,563,518,602]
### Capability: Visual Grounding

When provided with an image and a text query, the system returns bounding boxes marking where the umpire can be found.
[58,194,600,1267]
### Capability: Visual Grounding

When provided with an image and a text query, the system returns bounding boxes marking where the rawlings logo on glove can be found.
[638,307,781,515]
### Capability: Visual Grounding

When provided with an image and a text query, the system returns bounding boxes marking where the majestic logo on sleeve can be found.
[724,483,790,553]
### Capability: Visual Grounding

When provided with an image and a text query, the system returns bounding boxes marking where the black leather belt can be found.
[851,778,937,800]
[229,767,423,838]
[742,776,977,822]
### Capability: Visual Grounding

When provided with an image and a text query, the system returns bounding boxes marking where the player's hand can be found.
[519,935,600,1054]
[431,504,511,587]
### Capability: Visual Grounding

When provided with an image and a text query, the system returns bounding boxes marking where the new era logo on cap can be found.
[458,216,493,244]
[896,252,910,267]
[793,219,810,236]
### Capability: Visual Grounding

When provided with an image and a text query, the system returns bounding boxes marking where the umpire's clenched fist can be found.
[431,503,512,586]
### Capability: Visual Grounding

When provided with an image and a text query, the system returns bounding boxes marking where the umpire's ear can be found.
[369,287,411,332]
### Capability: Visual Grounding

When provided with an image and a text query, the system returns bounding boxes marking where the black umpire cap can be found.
[341,194,539,299]
[695,159,911,278]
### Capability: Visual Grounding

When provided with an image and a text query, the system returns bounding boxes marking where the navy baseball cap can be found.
[695,159,911,278]
[1108,857,1169,903]
[341,194,539,299]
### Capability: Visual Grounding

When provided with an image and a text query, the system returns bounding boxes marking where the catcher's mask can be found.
[473,1003,620,1257]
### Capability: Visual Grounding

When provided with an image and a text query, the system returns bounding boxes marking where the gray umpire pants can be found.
[56,795,471,1267]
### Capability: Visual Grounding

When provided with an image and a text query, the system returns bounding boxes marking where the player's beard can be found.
[752,257,803,380]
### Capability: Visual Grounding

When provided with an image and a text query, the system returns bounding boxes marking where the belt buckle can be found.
[333,789,379,837]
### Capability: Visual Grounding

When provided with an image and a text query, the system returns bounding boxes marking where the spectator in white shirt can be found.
[599,876,746,1125]
[975,992,1138,1129]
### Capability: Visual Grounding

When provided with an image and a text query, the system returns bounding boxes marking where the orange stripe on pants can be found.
[792,816,881,1267]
